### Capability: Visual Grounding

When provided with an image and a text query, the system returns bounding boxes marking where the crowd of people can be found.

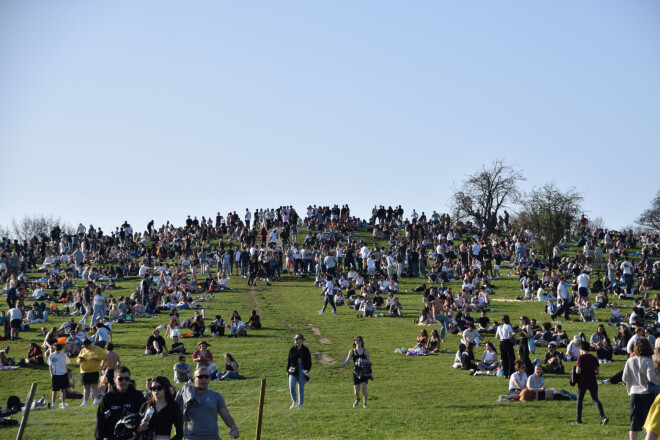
[1,205,660,439]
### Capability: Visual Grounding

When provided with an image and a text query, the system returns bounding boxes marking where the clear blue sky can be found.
[1,1,658,234]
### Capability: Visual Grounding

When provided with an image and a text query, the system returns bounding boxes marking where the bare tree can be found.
[517,183,583,259]
[636,190,660,233]
[10,214,74,241]
[449,159,525,232]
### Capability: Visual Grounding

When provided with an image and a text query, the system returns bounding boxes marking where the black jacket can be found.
[287,344,312,373]
[95,387,145,440]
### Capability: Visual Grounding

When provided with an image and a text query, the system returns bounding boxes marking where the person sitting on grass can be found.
[210,314,225,336]
[426,329,441,354]
[386,296,401,317]
[169,335,186,355]
[228,316,246,338]
[461,341,479,374]
[477,341,500,371]
[508,360,528,395]
[173,355,192,384]
[217,353,241,380]
[360,299,376,318]
[144,330,168,355]
[246,310,262,329]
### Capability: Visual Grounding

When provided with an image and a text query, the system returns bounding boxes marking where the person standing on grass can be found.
[287,334,312,410]
[496,315,516,378]
[77,338,107,406]
[137,376,184,440]
[176,367,240,439]
[574,340,609,426]
[623,338,660,440]
[342,336,372,408]
[318,275,337,315]
[95,366,145,440]
[101,343,120,391]
[49,343,70,409]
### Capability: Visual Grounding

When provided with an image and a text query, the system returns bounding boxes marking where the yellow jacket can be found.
[76,345,107,373]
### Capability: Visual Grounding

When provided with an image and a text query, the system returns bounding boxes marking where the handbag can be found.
[569,366,580,386]
[528,338,536,354]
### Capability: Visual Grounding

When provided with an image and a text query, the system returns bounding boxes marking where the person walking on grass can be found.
[318,275,337,315]
[287,334,312,410]
[342,336,372,408]
[175,367,240,439]
[574,340,608,426]
[623,338,660,440]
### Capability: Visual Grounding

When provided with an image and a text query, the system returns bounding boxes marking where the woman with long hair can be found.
[137,376,183,440]
[342,336,372,408]
[477,341,499,371]
[623,338,660,440]
[218,353,240,380]
[496,315,516,378]
[165,317,181,339]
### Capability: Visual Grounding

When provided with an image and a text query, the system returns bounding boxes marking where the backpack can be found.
[569,366,580,386]
[354,357,372,380]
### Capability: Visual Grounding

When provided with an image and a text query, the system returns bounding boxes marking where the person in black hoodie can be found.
[95,366,145,440]
[287,334,312,410]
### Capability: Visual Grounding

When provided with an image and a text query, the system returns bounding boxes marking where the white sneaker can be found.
[362,403,367,409]
[353,399,359,408]
[80,400,88,406]
[318,310,324,315]
[92,398,98,405]
[59,403,69,409]
[290,402,297,410]
[297,404,303,409]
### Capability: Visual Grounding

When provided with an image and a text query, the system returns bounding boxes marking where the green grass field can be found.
[0,230,653,439]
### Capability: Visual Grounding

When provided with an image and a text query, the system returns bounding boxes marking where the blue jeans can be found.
[289,369,306,405]
[321,295,336,313]
[221,371,241,380]
[91,305,105,324]
[433,314,449,341]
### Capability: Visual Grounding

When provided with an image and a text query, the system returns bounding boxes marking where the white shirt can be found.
[577,273,590,289]
[509,372,527,390]
[48,351,70,376]
[496,324,513,341]
[621,261,633,275]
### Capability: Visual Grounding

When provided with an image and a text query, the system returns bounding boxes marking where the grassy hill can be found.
[0,229,653,439]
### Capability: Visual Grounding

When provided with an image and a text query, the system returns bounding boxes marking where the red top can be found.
[577,353,599,390]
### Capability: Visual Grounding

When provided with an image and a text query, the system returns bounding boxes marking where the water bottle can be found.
[142,406,155,424]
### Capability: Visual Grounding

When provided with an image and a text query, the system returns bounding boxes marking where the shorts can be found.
[10,319,22,329]
[537,390,546,401]
[353,373,369,385]
[578,287,589,297]
[52,374,70,391]
[81,371,100,386]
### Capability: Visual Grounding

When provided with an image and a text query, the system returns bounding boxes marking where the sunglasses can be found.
[195,375,210,379]
[150,385,163,391]
[117,376,131,382]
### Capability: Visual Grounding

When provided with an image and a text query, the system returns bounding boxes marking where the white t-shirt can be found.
[509,372,527,390]
[621,261,633,275]
[496,324,513,341]
[577,273,589,289]
[48,351,70,376]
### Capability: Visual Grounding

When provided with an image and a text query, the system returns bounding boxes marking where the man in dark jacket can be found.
[95,366,145,440]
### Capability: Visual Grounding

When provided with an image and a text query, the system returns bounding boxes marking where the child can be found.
[173,355,192,384]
